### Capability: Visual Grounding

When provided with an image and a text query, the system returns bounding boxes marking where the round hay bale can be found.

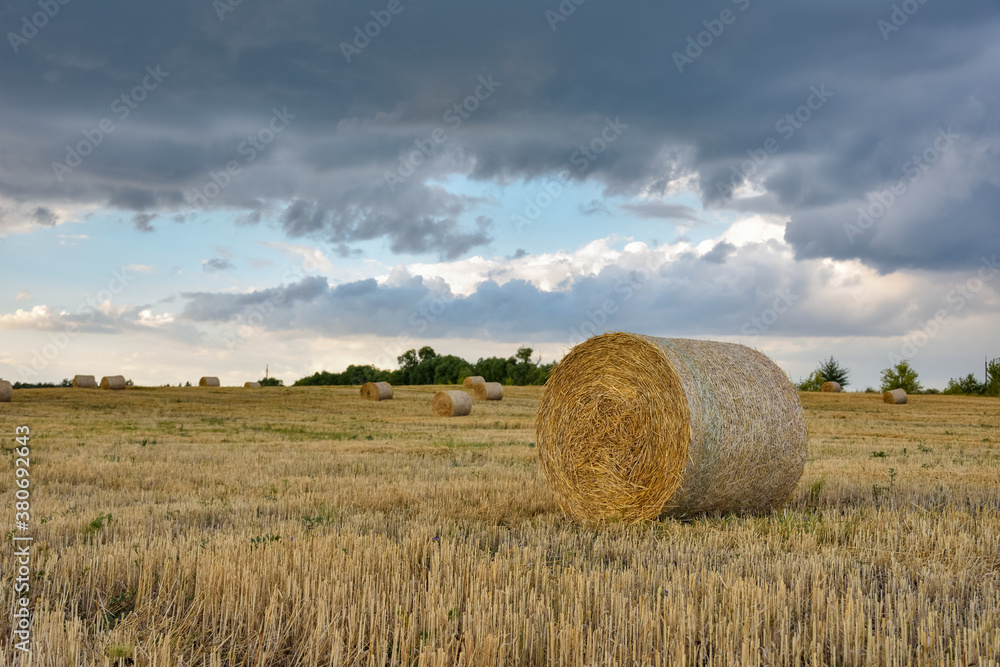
[463,376,486,388]
[361,381,393,401]
[199,377,221,387]
[73,375,98,388]
[883,388,907,404]
[473,381,503,401]
[820,381,841,393]
[100,375,126,390]
[0,380,12,403]
[432,390,472,417]
[244,382,261,388]
[536,332,807,522]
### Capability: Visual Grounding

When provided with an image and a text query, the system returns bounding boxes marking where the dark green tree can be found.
[816,356,850,387]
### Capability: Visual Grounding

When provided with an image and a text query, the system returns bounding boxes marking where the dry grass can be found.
[0,388,998,665]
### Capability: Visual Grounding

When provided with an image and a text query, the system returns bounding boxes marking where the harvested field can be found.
[0,388,997,665]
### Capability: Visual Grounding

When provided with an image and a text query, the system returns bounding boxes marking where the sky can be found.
[1,0,998,390]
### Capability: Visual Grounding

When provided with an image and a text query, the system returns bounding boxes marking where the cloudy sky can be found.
[2,0,998,389]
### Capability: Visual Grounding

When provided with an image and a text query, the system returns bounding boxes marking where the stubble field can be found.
[1,387,998,666]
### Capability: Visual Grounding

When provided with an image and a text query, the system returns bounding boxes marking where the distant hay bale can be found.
[821,381,842,393]
[73,375,98,388]
[244,382,261,388]
[199,377,221,387]
[0,380,11,403]
[536,332,808,523]
[883,388,908,404]
[100,375,126,390]
[463,376,486,388]
[473,381,503,401]
[432,390,472,417]
[361,381,393,401]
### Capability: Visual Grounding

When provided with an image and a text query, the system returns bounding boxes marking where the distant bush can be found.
[294,346,554,387]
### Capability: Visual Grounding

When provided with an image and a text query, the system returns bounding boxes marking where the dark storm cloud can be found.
[1,0,998,267]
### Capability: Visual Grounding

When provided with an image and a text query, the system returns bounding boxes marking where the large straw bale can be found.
[73,375,98,388]
[473,382,504,401]
[199,377,221,387]
[100,375,127,390]
[883,388,907,404]
[361,382,393,401]
[244,382,261,388]
[536,332,807,522]
[0,380,11,402]
[463,376,486,388]
[820,381,842,393]
[432,390,472,417]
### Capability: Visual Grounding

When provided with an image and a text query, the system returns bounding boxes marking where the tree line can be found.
[797,356,1000,395]
[293,346,554,387]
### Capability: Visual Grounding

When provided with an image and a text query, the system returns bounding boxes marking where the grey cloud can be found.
[202,258,234,273]
[619,202,701,224]
[0,1,997,267]
[579,199,610,216]
[131,213,157,233]
[176,243,999,344]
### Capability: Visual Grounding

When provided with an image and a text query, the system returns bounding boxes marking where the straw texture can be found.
[463,376,486,388]
[883,388,908,404]
[0,380,11,403]
[244,382,261,388]
[473,382,503,401]
[100,375,126,390]
[361,382,393,401]
[432,390,472,417]
[536,332,807,522]
[199,377,221,387]
[821,381,842,393]
[73,375,98,388]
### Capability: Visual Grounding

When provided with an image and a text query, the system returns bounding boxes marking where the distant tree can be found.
[796,370,825,392]
[60,378,72,387]
[417,346,437,362]
[259,377,284,387]
[879,361,922,394]
[943,373,984,395]
[126,379,134,387]
[986,358,1000,397]
[184,381,192,387]
[514,347,533,364]
[816,357,850,387]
